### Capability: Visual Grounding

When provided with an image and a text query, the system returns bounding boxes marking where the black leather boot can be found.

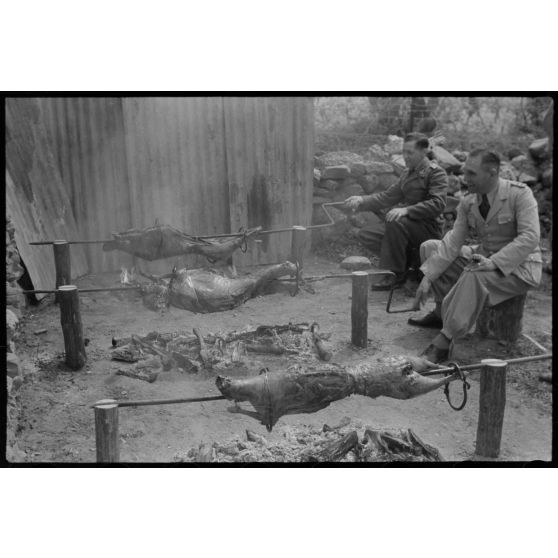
[408,311,443,328]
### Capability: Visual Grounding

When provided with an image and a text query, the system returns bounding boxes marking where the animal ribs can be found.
[216,362,453,431]
[103,224,261,262]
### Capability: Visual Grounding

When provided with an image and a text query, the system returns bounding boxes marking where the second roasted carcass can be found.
[140,261,297,313]
[103,223,261,262]
[216,359,454,431]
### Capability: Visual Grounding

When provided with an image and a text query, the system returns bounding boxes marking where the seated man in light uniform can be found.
[410,149,542,363]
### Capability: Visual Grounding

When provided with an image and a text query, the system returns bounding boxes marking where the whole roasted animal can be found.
[141,261,297,313]
[103,223,261,262]
[216,357,454,431]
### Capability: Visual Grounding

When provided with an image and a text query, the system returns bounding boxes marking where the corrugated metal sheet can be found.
[39,97,135,272]
[5,98,88,293]
[26,97,314,274]
[121,97,231,274]
[223,97,314,266]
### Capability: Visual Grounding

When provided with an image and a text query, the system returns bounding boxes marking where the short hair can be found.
[468,148,501,171]
[404,133,430,150]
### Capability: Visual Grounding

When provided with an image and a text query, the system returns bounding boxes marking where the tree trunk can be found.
[476,294,527,343]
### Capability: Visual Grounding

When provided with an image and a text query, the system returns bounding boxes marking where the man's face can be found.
[402,141,425,170]
[463,155,496,193]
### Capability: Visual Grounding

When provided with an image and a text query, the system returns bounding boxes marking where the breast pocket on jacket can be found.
[496,213,517,236]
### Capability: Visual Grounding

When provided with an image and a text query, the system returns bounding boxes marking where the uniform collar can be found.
[407,157,430,177]
[476,178,509,205]
[475,178,510,223]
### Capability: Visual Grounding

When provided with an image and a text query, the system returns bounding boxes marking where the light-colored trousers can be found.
[420,239,531,341]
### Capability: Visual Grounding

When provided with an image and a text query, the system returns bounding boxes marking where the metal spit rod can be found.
[92,395,227,408]
[91,353,552,409]
[29,202,345,245]
[22,286,141,295]
[420,353,552,376]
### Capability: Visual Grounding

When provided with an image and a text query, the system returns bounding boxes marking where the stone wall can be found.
[310,135,553,248]
[6,216,27,462]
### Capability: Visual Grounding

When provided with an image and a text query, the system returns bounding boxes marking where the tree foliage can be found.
[314,96,552,154]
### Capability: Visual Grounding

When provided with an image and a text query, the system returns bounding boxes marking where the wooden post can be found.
[291,226,307,273]
[351,271,369,348]
[476,294,527,343]
[58,285,87,370]
[475,359,507,459]
[94,399,120,463]
[53,240,71,303]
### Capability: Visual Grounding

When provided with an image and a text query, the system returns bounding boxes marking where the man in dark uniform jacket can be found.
[345,133,448,290]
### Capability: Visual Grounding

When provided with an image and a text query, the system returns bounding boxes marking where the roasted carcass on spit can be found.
[141,261,298,313]
[216,360,453,431]
[103,223,261,262]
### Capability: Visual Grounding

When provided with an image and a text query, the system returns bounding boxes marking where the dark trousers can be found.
[358,215,441,274]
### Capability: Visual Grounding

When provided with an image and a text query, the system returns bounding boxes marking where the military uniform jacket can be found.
[360,157,448,221]
[421,179,542,287]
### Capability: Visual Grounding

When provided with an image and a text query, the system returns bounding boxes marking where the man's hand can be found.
[385,207,408,222]
[405,356,439,373]
[344,196,364,211]
[466,254,497,272]
[413,276,432,309]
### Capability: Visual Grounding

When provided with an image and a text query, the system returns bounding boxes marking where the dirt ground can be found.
[10,254,553,463]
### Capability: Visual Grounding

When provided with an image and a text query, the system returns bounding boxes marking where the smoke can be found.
[120,267,137,285]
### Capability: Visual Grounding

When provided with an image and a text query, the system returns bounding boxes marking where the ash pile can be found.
[175,417,443,463]
[110,323,332,382]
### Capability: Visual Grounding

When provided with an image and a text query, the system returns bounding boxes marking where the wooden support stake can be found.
[53,240,71,303]
[351,271,369,348]
[94,399,120,463]
[291,226,307,273]
[58,285,87,370]
[476,294,526,343]
[475,359,507,459]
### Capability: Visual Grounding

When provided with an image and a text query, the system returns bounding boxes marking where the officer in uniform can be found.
[345,133,448,290]
[409,148,542,363]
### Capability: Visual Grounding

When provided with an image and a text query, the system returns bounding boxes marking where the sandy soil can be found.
[10,256,553,463]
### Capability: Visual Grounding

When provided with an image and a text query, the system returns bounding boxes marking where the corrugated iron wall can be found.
[223,97,314,266]
[30,97,314,273]
[5,98,89,294]
[39,97,135,272]
[121,97,231,273]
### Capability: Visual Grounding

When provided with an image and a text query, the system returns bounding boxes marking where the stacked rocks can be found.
[6,216,26,462]
[311,149,400,247]
[527,138,553,237]
[313,150,399,205]
[6,217,25,315]
[502,139,553,237]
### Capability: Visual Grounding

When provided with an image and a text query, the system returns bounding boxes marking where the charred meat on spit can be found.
[103,223,261,262]
[139,261,298,313]
[216,360,452,431]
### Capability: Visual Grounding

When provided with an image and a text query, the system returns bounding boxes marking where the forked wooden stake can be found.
[475,359,507,458]
[290,226,307,273]
[58,285,87,370]
[53,240,71,303]
[351,271,369,348]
